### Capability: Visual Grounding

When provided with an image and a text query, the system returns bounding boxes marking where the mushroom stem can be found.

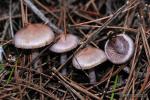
[31,49,42,72]
[88,69,96,84]
[31,50,43,99]
[60,53,67,76]
[0,46,4,63]
[106,0,112,15]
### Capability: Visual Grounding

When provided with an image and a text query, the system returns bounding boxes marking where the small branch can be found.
[57,75,85,100]
[9,0,14,38]
[24,0,63,33]
[33,0,59,19]
[52,67,100,100]
[1,3,18,40]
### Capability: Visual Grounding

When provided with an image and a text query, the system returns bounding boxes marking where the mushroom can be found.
[72,46,107,83]
[104,34,134,64]
[14,23,55,70]
[50,33,79,75]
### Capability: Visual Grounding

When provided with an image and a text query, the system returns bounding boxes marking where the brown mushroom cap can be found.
[72,47,107,70]
[105,34,134,64]
[14,24,55,49]
[50,34,79,53]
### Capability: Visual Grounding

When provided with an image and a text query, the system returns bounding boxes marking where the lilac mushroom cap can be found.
[105,34,134,64]
[50,34,79,53]
[14,24,55,49]
[72,47,107,70]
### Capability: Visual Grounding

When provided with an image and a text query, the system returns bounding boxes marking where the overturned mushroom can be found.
[14,23,55,70]
[50,33,79,75]
[72,46,107,83]
[105,34,134,64]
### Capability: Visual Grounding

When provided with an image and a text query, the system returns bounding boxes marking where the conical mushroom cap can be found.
[50,34,79,53]
[72,47,107,70]
[14,24,55,49]
[105,34,134,64]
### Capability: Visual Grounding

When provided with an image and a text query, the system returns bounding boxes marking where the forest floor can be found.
[0,0,150,100]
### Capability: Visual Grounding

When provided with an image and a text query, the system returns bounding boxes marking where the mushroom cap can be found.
[14,24,55,49]
[50,34,79,53]
[72,47,107,70]
[105,34,134,64]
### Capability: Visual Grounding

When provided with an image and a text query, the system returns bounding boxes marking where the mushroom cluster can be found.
[72,33,134,83]
[14,23,134,84]
[14,23,79,74]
